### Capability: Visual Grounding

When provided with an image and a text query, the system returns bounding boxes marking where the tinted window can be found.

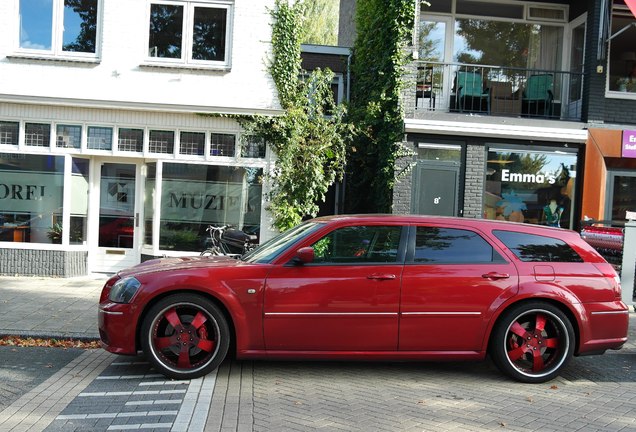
[493,230,583,262]
[312,226,402,264]
[413,227,499,263]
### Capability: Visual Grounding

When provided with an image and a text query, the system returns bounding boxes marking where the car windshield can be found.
[241,222,324,263]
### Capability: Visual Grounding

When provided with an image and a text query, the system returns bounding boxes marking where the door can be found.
[412,162,459,216]
[92,161,141,273]
[263,225,406,351]
[566,15,586,119]
[399,225,518,351]
[419,16,453,111]
[606,171,636,223]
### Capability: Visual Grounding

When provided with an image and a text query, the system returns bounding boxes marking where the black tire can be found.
[490,302,574,383]
[141,294,230,380]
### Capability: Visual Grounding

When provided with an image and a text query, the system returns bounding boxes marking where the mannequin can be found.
[543,199,563,227]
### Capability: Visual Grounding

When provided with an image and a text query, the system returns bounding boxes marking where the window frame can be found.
[145,0,233,69]
[15,0,102,61]
[605,1,636,99]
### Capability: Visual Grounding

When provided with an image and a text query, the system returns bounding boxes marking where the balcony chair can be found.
[522,74,554,118]
[456,70,490,114]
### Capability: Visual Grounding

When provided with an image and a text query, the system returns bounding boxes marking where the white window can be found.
[147,0,232,67]
[18,0,100,59]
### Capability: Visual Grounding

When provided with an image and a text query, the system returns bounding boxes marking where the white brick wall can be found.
[0,0,280,115]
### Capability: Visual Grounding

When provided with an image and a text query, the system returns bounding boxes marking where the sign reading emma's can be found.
[622,130,636,158]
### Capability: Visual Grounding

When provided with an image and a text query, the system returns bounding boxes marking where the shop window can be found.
[179,131,205,156]
[0,153,64,244]
[0,121,19,146]
[149,130,175,154]
[484,148,577,229]
[56,124,82,149]
[18,0,99,58]
[210,133,235,156]
[70,158,89,244]
[25,122,51,147]
[158,163,262,252]
[608,1,636,94]
[147,1,231,66]
[118,128,144,152]
[241,136,266,159]
[87,126,112,150]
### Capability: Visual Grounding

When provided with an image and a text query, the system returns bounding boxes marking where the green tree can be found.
[237,0,352,231]
[346,0,415,213]
[301,0,339,45]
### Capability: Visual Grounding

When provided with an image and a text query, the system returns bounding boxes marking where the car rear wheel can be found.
[491,302,574,383]
[141,294,230,380]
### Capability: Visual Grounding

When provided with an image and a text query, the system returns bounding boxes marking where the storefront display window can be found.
[159,163,263,252]
[484,148,577,229]
[0,153,64,243]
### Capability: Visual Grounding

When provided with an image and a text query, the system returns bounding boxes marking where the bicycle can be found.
[200,225,258,257]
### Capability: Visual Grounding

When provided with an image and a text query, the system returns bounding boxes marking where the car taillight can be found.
[612,274,622,299]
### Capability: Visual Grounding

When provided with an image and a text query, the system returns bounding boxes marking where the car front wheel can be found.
[141,294,230,380]
[491,302,574,383]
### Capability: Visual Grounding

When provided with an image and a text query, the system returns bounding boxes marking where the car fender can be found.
[134,267,267,352]
[481,281,587,353]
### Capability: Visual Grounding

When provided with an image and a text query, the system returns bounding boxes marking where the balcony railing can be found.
[413,61,584,122]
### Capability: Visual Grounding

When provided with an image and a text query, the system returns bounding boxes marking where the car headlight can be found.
[108,276,142,303]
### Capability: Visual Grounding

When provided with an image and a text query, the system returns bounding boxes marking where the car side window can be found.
[413,227,501,263]
[493,230,584,263]
[312,226,402,264]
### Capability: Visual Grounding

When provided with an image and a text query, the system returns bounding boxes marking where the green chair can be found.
[456,70,490,113]
[522,74,554,117]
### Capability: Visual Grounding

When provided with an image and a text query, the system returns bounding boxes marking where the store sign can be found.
[160,179,261,225]
[622,130,636,158]
[0,171,63,214]
[501,169,556,184]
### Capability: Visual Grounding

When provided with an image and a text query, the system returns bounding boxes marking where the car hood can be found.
[117,255,242,278]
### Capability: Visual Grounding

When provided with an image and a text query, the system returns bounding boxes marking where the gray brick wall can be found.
[463,144,486,218]
[392,140,416,215]
[0,249,87,277]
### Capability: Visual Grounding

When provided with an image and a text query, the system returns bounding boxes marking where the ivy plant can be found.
[237,0,352,232]
[346,0,415,213]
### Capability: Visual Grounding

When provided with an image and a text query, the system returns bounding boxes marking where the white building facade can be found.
[0,0,281,276]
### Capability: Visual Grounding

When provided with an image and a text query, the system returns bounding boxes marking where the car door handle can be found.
[367,274,396,280]
[482,272,510,280]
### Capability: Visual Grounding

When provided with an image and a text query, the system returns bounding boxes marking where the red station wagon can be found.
[98,215,629,383]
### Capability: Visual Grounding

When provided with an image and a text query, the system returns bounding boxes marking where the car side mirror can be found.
[292,247,314,265]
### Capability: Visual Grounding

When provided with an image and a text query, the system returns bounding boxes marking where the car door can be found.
[264,224,407,351]
[399,224,519,351]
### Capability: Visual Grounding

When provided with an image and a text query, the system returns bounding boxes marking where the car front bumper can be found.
[98,301,139,355]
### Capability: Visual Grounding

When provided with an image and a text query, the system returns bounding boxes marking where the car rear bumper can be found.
[98,302,138,355]
[578,301,630,354]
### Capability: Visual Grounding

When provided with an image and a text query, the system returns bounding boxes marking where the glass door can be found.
[566,15,586,119]
[607,171,636,223]
[92,161,141,273]
[418,15,452,111]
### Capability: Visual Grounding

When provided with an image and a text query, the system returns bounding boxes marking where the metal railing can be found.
[413,61,584,122]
